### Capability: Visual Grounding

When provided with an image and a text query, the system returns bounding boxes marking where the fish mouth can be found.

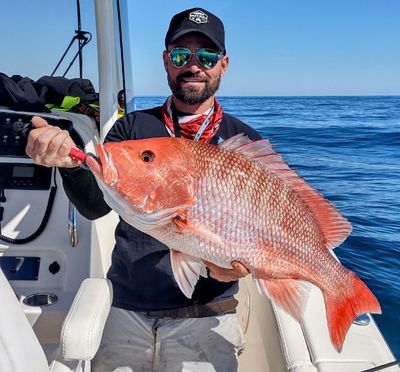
[86,145,118,185]
[85,151,102,176]
[83,152,100,170]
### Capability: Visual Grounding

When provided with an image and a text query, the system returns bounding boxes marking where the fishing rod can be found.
[361,359,400,372]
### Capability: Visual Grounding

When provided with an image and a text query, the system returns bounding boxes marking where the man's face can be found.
[163,33,229,106]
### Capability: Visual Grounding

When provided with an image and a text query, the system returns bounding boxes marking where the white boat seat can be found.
[272,301,317,372]
[0,268,112,372]
[50,278,113,371]
[0,267,49,372]
[274,284,396,372]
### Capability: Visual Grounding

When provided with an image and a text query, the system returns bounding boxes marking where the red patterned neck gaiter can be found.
[161,96,223,143]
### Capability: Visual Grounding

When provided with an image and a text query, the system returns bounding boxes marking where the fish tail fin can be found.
[324,272,381,351]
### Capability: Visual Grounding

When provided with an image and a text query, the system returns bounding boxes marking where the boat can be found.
[0,1,398,371]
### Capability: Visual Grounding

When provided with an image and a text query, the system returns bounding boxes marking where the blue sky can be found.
[1,0,399,96]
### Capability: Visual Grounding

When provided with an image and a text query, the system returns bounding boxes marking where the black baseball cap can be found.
[165,8,226,53]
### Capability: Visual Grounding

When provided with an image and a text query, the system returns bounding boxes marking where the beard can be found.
[167,72,221,105]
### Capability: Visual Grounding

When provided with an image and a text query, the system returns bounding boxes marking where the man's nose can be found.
[185,55,203,72]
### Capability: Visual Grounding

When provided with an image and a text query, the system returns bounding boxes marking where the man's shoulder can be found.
[220,112,262,141]
[107,106,166,141]
[125,106,163,121]
[221,112,248,128]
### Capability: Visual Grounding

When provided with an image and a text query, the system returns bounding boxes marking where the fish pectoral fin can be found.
[170,249,206,298]
[173,216,223,245]
[256,278,311,322]
[173,213,190,234]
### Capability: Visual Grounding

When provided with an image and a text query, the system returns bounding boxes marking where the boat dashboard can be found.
[0,108,117,358]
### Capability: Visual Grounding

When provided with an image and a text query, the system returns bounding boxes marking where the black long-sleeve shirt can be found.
[60,106,262,311]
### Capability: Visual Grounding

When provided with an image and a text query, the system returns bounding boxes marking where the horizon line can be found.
[133,94,400,98]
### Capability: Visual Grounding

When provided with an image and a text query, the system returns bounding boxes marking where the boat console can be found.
[0,108,118,364]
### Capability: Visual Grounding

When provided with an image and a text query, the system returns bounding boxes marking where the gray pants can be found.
[92,306,246,372]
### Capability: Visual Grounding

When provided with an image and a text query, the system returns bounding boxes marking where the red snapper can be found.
[86,134,381,351]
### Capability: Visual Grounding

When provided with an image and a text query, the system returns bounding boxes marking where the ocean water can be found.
[134,95,400,359]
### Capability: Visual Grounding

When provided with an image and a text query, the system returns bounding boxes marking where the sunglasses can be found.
[168,47,224,70]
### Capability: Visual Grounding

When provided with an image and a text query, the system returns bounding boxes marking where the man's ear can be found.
[220,55,229,77]
[163,50,169,71]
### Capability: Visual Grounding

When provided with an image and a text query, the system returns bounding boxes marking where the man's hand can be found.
[25,116,81,168]
[203,260,250,282]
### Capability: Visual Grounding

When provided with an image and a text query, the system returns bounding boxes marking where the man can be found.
[27,8,262,372]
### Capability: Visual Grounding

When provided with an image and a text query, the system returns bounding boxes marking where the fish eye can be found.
[140,150,155,163]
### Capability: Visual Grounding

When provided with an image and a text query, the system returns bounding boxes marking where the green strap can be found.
[61,95,80,109]
[46,96,81,112]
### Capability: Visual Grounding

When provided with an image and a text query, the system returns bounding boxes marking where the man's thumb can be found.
[31,116,50,128]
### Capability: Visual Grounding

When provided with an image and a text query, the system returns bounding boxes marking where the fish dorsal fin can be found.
[220,134,352,249]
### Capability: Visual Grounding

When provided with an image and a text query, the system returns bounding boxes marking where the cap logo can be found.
[188,10,208,24]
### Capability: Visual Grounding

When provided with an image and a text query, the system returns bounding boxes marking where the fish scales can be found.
[184,140,326,278]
